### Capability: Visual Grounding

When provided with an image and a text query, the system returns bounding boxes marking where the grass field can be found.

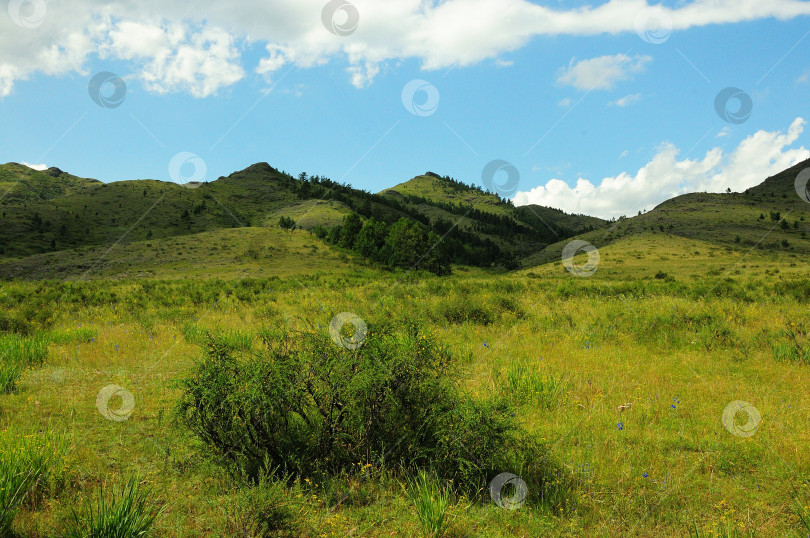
[1,232,809,537]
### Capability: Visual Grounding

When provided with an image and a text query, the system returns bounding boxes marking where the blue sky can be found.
[2,0,810,218]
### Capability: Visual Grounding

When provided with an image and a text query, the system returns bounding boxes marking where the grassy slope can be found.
[3,249,809,536]
[522,157,810,268]
[382,173,608,256]
[0,227,355,280]
[381,173,510,216]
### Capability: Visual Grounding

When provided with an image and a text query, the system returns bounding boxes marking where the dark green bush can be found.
[438,297,494,325]
[176,324,568,507]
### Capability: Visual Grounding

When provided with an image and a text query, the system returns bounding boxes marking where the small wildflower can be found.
[643,472,648,478]
[483,342,488,348]
[617,421,624,431]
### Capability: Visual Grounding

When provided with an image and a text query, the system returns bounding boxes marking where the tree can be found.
[339,212,363,249]
[354,218,388,260]
[382,218,451,275]
[279,216,296,230]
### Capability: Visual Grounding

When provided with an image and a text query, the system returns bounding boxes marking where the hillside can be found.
[522,158,810,268]
[0,163,605,277]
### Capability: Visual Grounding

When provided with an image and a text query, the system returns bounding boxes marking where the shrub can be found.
[176,324,568,506]
[438,297,494,325]
[60,477,162,538]
[278,216,296,230]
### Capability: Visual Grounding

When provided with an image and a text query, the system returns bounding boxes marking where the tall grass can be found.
[792,483,810,534]
[499,364,566,410]
[0,426,66,535]
[406,471,452,538]
[60,477,162,538]
[0,334,50,393]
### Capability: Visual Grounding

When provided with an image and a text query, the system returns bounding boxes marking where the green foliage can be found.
[176,324,563,504]
[339,212,363,249]
[320,213,451,275]
[354,217,388,259]
[278,216,296,230]
[60,477,162,538]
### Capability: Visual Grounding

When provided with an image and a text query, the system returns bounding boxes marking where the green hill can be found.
[0,163,606,276]
[522,157,810,268]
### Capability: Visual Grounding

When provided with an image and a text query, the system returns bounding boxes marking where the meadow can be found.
[1,233,809,537]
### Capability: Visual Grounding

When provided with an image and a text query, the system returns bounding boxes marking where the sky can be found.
[2,0,810,219]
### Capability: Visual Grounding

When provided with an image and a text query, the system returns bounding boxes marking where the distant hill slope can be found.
[0,226,353,280]
[0,163,606,272]
[378,171,607,261]
[522,157,810,268]
[0,163,101,202]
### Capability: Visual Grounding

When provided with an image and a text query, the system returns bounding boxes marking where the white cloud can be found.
[610,92,642,107]
[512,118,810,219]
[2,0,810,97]
[21,162,47,171]
[558,55,651,91]
[619,150,630,159]
[557,97,572,107]
[716,126,731,137]
[104,21,244,97]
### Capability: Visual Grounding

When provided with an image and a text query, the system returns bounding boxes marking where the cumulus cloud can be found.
[512,118,810,219]
[104,22,244,97]
[1,0,810,97]
[558,55,651,91]
[609,92,642,107]
[21,162,47,171]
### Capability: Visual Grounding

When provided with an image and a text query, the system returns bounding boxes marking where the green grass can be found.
[406,471,454,538]
[0,215,809,535]
[0,426,66,535]
[60,477,162,538]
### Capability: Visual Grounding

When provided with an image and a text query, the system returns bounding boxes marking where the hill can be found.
[0,163,606,277]
[522,157,810,268]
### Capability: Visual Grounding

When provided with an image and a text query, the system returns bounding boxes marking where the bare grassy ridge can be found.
[1,234,809,536]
